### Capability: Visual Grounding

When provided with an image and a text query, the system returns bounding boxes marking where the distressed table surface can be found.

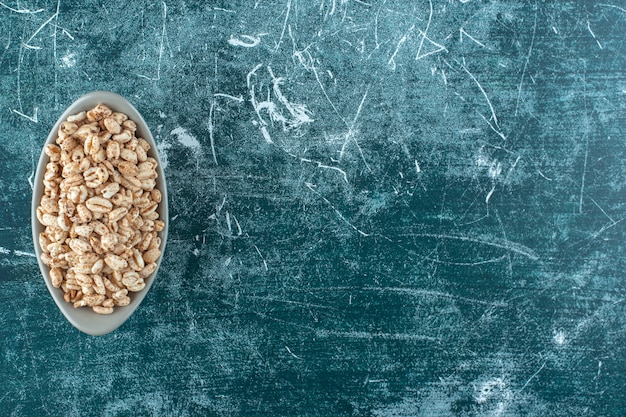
[1,1,625,416]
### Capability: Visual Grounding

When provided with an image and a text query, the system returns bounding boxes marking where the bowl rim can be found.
[31,90,168,336]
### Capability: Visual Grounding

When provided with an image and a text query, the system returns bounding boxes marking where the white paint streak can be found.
[22,10,57,49]
[228,35,261,47]
[300,157,349,183]
[274,0,291,51]
[60,52,76,68]
[208,99,217,165]
[0,1,43,13]
[402,233,539,260]
[476,151,502,179]
[338,87,371,171]
[364,286,507,307]
[515,5,537,116]
[460,27,489,49]
[213,93,244,102]
[254,245,268,271]
[268,66,314,129]
[475,378,506,404]
[553,330,566,345]
[247,64,313,143]
[285,345,300,359]
[0,247,35,257]
[387,24,413,70]
[138,2,167,81]
[461,63,499,127]
[156,140,171,170]
[480,113,507,141]
[305,182,369,236]
[415,0,447,60]
[597,3,626,14]
[12,107,38,123]
[485,184,496,204]
[171,127,201,152]
[311,64,346,125]
[518,362,546,394]
[316,329,438,342]
[587,20,603,49]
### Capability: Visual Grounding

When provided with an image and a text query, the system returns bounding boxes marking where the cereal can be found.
[93,305,114,314]
[85,196,113,213]
[36,104,163,315]
[143,248,161,264]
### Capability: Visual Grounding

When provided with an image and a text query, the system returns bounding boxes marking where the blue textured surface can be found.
[1,1,625,415]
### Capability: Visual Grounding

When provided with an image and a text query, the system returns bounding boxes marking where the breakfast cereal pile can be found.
[36,104,163,314]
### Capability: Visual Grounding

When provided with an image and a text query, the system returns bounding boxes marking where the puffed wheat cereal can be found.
[37,104,163,315]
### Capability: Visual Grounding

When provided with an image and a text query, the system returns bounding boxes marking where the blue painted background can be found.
[1,1,625,415]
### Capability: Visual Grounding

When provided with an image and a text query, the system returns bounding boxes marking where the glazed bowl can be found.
[31,91,168,336]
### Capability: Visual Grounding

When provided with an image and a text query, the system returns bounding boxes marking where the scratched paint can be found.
[1,1,626,416]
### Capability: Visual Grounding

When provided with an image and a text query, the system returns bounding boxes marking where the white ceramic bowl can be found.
[31,91,168,336]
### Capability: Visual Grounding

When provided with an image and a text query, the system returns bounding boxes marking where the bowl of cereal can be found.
[31,91,168,335]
